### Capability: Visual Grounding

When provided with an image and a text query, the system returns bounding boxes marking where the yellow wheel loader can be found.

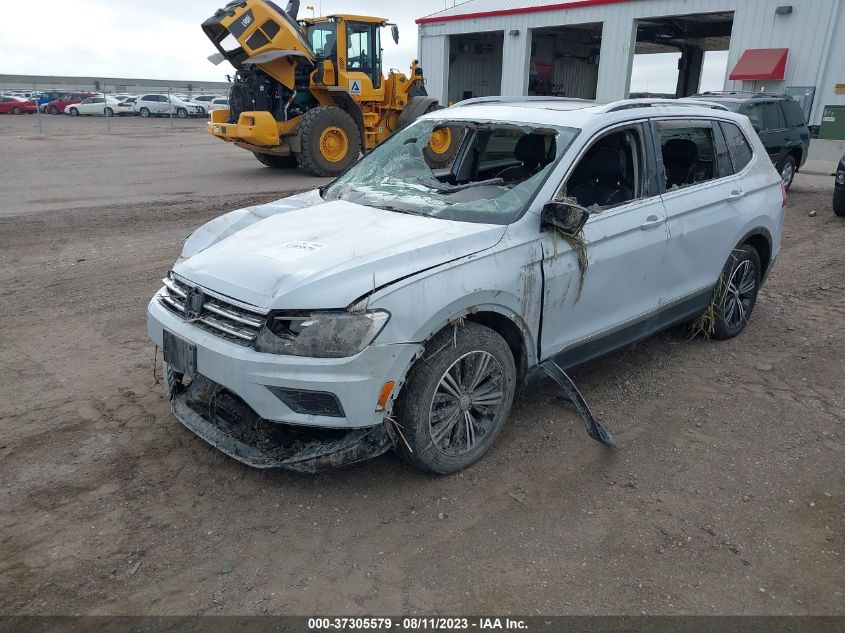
[202,0,459,176]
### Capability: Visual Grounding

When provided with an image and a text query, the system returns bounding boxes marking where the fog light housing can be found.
[267,386,345,418]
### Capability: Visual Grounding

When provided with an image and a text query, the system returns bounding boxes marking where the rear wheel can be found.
[176,108,188,119]
[779,155,797,191]
[105,107,114,117]
[395,322,516,474]
[297,106,361,177]
[711,245,761,340]
[12,107,21,115]
[422,104,463,169]
[254,152,299,169]
[49,106,59,115]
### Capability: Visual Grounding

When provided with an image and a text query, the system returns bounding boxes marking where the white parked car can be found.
[147,97,786,474]
[206,97,229,112]
[65,96,122,117]
[133,94,203,118]
[114,96,137,116]
[189,95,223,115]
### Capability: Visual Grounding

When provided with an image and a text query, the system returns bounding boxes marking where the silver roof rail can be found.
[451,96,598,108]
[602,98,731,112]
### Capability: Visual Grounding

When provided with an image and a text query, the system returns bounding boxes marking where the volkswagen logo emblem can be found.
[184,288,205,321]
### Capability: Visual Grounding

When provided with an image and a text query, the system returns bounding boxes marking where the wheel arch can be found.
[737,227,772,276]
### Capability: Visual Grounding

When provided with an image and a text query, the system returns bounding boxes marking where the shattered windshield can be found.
[322,119,579,224]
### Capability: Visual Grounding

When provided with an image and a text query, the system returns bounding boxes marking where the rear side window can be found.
[763,102,785,130]
[720,122,754,172]
[657,121,718,190]
[782,99,806,127]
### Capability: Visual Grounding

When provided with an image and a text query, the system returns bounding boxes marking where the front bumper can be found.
[168,372,394,472]
[147,294,420,429]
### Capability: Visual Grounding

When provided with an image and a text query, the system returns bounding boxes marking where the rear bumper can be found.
[207,110,282,147]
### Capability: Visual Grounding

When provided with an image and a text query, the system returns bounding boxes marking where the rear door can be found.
[653,118,746,306]
[743,101,787,165]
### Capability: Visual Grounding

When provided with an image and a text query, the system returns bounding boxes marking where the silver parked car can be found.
[133,94,203,118]
[147,97,786,474]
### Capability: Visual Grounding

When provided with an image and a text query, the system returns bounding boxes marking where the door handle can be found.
[640,215,664,230]
[727,190,745,202]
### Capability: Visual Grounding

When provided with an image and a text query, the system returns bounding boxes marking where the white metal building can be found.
[417,0,845,127]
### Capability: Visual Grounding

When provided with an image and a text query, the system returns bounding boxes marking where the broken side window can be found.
[657,121,718,191]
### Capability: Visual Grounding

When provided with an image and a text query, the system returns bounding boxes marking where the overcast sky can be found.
[1,0,726,93]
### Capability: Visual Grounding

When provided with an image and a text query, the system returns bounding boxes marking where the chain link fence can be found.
[2,79,231,136]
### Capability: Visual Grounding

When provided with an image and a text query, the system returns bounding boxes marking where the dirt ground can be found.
[1,116,843,616]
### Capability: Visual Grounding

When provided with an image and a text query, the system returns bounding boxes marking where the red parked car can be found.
[42,92,94,115]
[0,96,37,114]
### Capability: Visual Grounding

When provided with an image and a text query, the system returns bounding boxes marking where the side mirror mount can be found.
[391,24,400,45]
[541,201,589,235]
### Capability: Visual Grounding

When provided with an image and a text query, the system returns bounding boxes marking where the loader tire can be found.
[254,152,299,169]
[422,104,462,169]
[297,107,361,177]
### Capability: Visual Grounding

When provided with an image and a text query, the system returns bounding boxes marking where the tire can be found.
[49,106,59,115]
[421,104,463,169]
[176,108,188,119]
[297,106,361,177]
[834,189,845,217]
[779,154,797,191]
[254,152,299,169]
[69,107,79,116]
[12,107,21,115]
[711,245,762,340]
[395,322,517,474]
[139,107,151,118]
[105,107,114,117]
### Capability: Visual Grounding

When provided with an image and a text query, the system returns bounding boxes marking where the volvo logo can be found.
[184,288,205,321]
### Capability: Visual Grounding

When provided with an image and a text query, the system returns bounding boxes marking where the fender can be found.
[396,96,439,130]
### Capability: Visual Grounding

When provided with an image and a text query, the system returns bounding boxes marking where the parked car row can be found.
[0,89,228,118]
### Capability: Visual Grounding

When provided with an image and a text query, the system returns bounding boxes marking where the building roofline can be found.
[416,0,633,25]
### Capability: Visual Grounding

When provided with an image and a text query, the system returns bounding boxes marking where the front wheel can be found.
[105,107,114,117]
[395,322,516,474]
[176,108,188,119]
[139,107,150,118]
[779,155,797,191]
[254,152,299,169]
[69,107,79,116]
[711,245,762,340]
[297,106,361,177]
[422,104,463,169]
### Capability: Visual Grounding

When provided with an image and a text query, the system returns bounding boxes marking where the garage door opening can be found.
[528,23,602,98]
[631,12,733,98]
[448,31,504,103]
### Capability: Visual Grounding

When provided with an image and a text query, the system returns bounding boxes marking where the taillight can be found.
[781,182,788,208]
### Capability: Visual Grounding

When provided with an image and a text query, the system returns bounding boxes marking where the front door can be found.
[541,122,669,366]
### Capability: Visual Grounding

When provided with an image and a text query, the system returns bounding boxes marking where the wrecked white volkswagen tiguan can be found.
[147,98,786,474]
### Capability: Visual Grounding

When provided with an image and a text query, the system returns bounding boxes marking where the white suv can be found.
[134,94,203,118]
[147,98,786,474]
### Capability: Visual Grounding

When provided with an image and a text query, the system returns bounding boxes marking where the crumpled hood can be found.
[174,198,505,309]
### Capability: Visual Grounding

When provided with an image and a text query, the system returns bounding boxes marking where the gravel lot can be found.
[0,115,843,616]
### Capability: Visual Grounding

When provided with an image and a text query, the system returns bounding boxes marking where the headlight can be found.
[255,310,390,358]
[836,171,845,185]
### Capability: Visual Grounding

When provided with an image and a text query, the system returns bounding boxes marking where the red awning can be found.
[729,48,788,81]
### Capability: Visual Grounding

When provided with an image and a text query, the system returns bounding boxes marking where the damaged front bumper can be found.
[167,371,394,473]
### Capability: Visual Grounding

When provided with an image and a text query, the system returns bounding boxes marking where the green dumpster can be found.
[819,105,845,140]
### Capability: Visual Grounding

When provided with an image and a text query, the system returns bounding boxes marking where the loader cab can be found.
[305,15,391,96]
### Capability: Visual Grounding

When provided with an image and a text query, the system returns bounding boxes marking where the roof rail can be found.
[692,90,790,100]
[451,95,597,108]
[601,98,730,112]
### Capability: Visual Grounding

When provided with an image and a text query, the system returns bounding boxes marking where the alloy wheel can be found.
[781,161,795,187]
[722,260,757,330]
[428,351,504,456]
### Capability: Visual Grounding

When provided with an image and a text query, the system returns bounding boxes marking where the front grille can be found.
[159,274,267,345]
